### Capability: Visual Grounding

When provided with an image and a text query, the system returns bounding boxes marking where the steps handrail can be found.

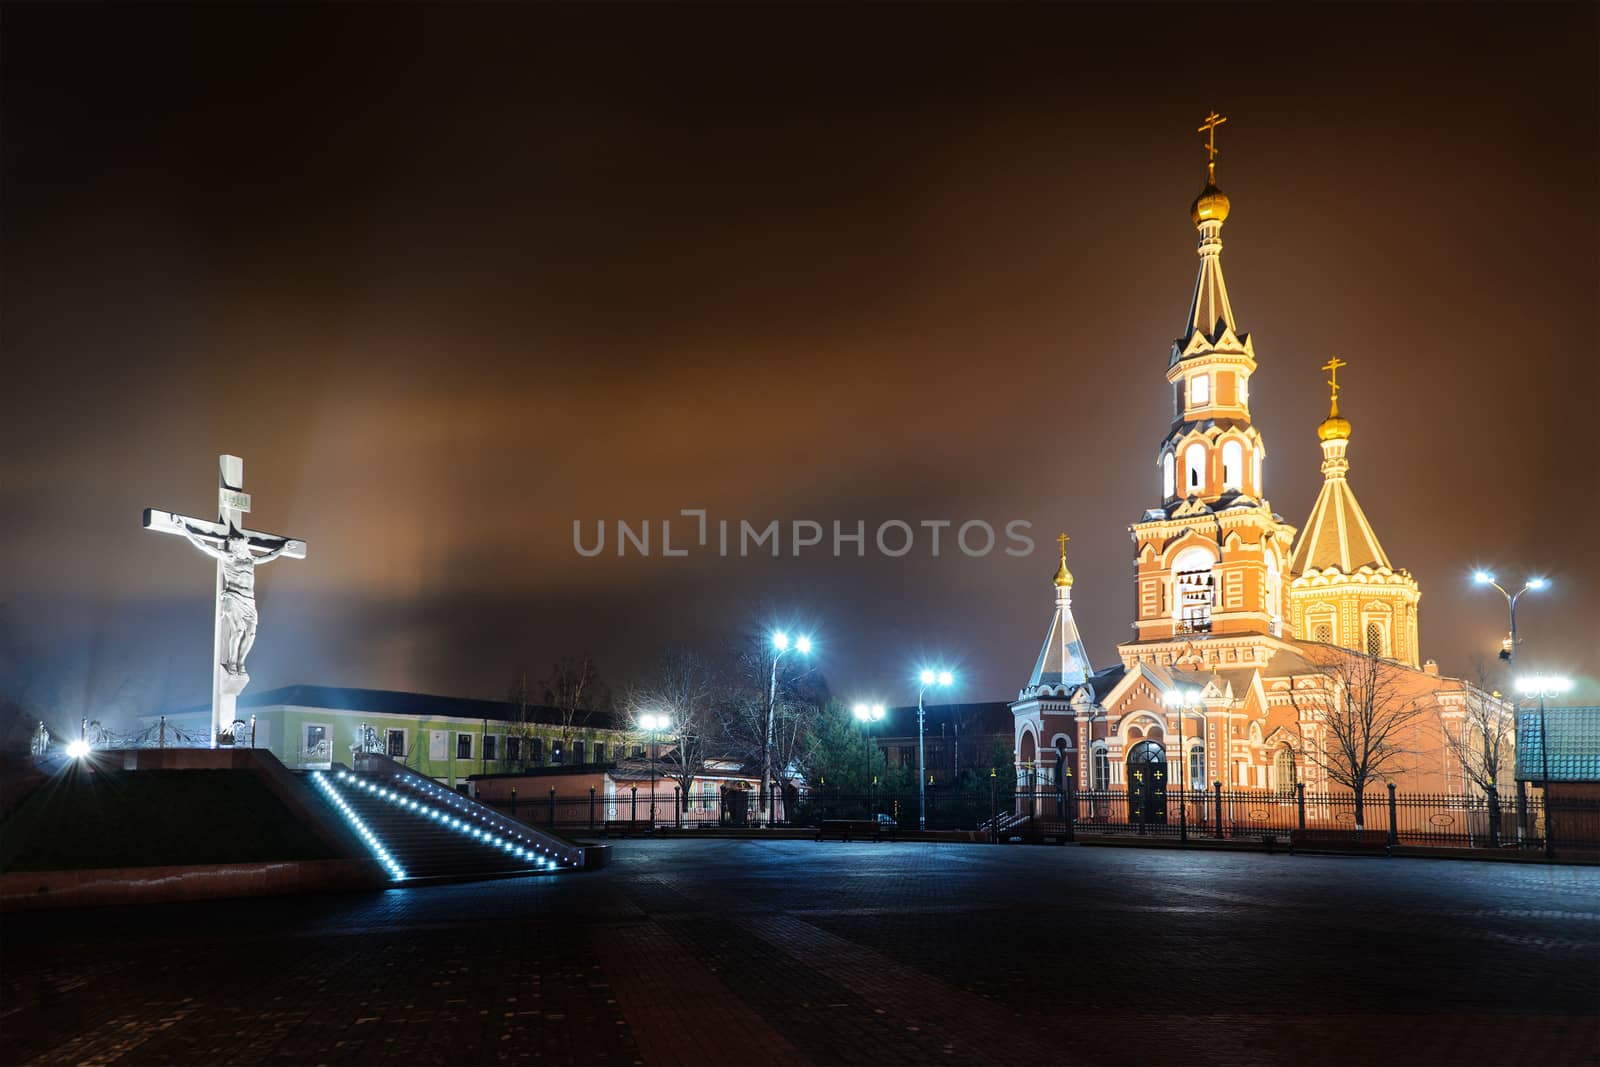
[353,750,587,868]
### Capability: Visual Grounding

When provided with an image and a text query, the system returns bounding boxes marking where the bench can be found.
[815,819,887,842]
[1290,828,1390,853]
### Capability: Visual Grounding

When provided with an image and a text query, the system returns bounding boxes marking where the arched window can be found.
[1366,620,1386,658]
[1274,746,1297,792]
[1184,443,1207,493]
[1190,374,1210,405]
[1221,440,1243,490]
[1172,545,1217,634]
[1187,744,1205,791]
[1254,450,1263,494]
[1265,552,1283,635]
[1091,745,1110,791]
[1162,452,1175,498]
[1313,622,1333,643]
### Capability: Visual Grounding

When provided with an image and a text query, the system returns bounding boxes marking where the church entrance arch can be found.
[1126,740,1168,825]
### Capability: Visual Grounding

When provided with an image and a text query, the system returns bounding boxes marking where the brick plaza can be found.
[2,841,1596,1065]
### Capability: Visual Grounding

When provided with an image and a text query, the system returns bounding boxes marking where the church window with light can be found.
[1162,452,1175,498]
[1190,374,1210,405]
[1184,442,1206,491]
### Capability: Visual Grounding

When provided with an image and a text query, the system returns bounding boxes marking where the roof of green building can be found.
[183,684,622,731]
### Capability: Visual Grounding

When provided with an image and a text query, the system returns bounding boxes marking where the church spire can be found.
[1027,533,1091,689]
[1184,110,1237,344]
[1290,359,1392,574]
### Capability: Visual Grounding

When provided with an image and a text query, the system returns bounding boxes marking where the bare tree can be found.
[504,669,536,771]
[540,654,608,753]
[1438,657,1517,800]
[1289,646,1431,827]
[624,647,719,803]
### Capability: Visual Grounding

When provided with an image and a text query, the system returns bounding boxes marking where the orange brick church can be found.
[1011,115,1502,811]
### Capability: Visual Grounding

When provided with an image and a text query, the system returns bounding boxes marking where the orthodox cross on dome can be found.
[143,455,307,748]
[1197,110,1228,182]
[1322,356,1348,405]
[1057,532,1070,557]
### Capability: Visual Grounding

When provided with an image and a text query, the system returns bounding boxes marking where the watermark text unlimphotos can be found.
[574,511,1036,559]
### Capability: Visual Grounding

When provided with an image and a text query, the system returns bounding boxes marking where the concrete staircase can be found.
[309,765,580,883]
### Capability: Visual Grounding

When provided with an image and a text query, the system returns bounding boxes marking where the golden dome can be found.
[1317,397,1351,441]
[1054,557,1074,587]
[1190,182,1231,225]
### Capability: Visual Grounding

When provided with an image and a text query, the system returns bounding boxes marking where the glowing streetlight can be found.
[763,630,814,825]
[66,739,90,759]
[1471,571,1548,664]
[637,712,672,828]
[852,703,886,817]
[1515,674,1571,858]
[1163,685,1205,843]
[916,667,956,831]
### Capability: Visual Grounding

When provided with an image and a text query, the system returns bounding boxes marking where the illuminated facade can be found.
[1011,115,1503,805]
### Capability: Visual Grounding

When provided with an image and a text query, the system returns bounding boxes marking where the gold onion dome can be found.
[1054,556,1074,587]
[1318,399,1352,441]
[1190,182,1231,224]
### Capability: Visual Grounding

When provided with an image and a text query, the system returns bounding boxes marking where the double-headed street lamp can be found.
[1515,674,1571,858]
[765,631,813,826]
[916,668,955,831]
[852,702,885,816]
[1472,571,1548,665]
[1163,685,1203,843]
[638,712,672,829]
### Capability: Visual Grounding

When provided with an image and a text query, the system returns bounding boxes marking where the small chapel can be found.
[1011,114,1495,808]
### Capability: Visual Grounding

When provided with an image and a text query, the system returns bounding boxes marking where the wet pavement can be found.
[2,840,1596,1065]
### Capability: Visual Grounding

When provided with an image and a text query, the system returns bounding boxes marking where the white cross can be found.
[143,455,307,747]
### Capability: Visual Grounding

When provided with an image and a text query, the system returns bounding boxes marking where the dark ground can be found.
[1,840,1595,1066]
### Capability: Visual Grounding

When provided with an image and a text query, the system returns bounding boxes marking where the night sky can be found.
[3,4,1596,727]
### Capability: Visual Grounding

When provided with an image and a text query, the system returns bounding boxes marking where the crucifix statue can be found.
[143,455,307,746]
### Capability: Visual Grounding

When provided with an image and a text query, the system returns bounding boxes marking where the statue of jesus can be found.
[181,523,293,677]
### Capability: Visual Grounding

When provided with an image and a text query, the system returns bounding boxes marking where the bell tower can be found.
[1124,114,1296,663]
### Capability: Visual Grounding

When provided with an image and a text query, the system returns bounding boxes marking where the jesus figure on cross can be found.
[179,523,294,677]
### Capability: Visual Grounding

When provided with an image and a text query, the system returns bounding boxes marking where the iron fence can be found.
[469,781,1597,854]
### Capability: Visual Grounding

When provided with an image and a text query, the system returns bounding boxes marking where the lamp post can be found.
[1163,686,1202,843]
[852,703,886,817]
[1473,571,1547,665]
[916,669,955,831]
[1515,674,1570,858]
[764,631,812,826]
[638,712,672,830]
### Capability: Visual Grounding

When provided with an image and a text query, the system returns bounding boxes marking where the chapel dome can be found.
[1190,182,1231,225]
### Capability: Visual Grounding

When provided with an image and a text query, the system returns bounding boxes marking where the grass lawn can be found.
[0,767,338,872]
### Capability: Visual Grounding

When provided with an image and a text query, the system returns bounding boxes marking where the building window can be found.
[1221,440,1243,490]
[303,724,330,761]
[386,729,406,757]
[1366,621,1386,658]
[529,737,544,763]
[483,735,498,761]
[574,740,586,764]
[1185,442,1206,492]
[1091,746,1110,790]
[1254,450,1262,493]
[1187,745,1205,791]
[456,733,473,760]
[1190,374,1210,405]
[1173,547,1216,634]
[506,736,522,762]
[552,740,566,765]
[593,742,606,762]
[1313,622,1333,643]
[631,744,644,758]
[1162,452,1175,498]
[899,746,914,768]
[1274,746,1297,792]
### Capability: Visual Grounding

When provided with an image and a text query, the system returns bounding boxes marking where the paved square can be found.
[2,841,1596,1064]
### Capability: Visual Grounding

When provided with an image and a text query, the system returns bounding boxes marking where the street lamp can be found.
[765,631,813,826]
[916,668,955,831]
[852,703,886,816]
[1515,674,1571,858]
[638,712,672,829]
[1163,686,1203,843]
[1472,571,1548,665]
